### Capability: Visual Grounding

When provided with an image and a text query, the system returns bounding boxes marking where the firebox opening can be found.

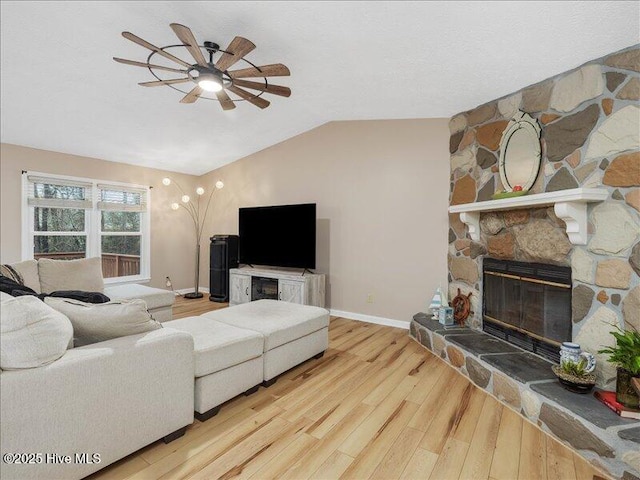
[482,258,572,364]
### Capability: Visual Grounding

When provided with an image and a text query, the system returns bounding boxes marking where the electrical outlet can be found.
[367,294,374,303]
[165,276,173,288]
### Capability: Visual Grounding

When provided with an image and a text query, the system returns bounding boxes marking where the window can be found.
[23,172,150,283]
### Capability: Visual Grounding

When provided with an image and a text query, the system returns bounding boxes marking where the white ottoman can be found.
[165,316,264,421]
[201,300,330,385]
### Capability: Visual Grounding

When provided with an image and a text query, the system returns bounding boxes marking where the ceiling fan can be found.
[114,23,291,110]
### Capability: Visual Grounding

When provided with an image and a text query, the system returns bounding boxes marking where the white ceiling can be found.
[1,1,638,176]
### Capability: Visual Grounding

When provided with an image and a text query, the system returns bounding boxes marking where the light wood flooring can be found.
[89,296,609,480]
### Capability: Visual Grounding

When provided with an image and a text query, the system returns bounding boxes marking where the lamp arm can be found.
[198,187,217,242]
[186,199,198,221]
[179,203,199,232]
[170,180,188,197]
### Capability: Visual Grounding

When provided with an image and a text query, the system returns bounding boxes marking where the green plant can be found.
[598,326,640,376]
[560,358,589,377]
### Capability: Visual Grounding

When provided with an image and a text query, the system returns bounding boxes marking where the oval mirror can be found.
[498,111,542,192]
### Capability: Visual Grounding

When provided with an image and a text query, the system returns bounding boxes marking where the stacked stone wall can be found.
[448,45,640,390]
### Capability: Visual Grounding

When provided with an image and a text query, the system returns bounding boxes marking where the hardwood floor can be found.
[89,297,609,480]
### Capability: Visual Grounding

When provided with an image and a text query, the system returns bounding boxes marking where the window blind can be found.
[26,175,92,209]
[97,184,148,212]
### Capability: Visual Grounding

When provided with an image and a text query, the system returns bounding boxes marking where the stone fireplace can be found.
[410,44,639,479]
[446,45,639,390]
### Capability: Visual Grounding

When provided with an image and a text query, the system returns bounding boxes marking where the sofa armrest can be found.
[0,328,194,480]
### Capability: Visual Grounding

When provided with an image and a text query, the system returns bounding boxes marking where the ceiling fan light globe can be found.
[198,79,223,92]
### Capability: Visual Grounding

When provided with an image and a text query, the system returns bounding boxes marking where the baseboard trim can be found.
[329,309,409,330]
[175,287,210,295]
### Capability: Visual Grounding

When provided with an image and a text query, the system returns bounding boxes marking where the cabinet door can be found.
[230,274,251,304]
[279,280,304,304]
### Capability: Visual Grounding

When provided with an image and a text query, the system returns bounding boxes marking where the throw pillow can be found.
[3,259,41,293]
[44,297,162,347]
[0,295,73,369]
[38,257,104,294]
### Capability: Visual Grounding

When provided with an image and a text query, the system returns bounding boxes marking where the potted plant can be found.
[552,358,597,393]
[598,327,640,408]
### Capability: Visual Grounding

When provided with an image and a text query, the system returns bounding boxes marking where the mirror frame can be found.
[498,111,542,192]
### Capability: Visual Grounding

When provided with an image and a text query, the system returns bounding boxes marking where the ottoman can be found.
[165,316,264,421]
[201,300,330,385]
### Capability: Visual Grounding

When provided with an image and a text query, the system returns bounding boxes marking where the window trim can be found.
[22,171,151,285]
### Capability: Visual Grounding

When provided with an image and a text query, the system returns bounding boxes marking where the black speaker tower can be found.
[209,235,239,302]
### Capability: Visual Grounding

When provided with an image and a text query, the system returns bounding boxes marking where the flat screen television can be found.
[239,203,316,269]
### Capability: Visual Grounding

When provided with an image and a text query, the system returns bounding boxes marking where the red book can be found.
[594,390,640,419]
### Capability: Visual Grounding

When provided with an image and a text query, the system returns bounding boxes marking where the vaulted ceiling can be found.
[1,1,638,175]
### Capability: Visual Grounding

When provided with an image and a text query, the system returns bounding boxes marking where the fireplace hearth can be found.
[482,258,572,363]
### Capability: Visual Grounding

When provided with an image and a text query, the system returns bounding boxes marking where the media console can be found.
[229,267,325,308]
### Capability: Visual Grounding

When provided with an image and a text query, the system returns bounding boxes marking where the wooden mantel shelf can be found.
[448,188,609,245]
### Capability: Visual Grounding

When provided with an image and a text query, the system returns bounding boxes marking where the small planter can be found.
[616,367,640,408]
[552,365,596,394]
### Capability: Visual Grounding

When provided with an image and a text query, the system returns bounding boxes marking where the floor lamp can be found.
[162,177,224,299]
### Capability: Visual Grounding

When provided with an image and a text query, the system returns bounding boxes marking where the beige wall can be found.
[199,119,450,322]
[1,119,449,321]
[0,143,200,290]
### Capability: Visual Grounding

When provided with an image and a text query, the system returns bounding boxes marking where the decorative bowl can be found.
[552,364,597,394]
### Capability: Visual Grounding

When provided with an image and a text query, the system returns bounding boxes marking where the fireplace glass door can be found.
[483,258,571,362]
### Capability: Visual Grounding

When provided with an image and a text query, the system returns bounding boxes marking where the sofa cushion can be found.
[0,295,73,369]
[201,300,330,351]
[165,316,263,377]
[4,259,41,293]
[104,284,175,311]
[38,257,104,294]
[44,297,161,347]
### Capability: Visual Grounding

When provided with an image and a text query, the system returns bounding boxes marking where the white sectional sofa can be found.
[4,258,175,322]
[0,328,195,480]
[1,259,330,480]
[104,283,175,322]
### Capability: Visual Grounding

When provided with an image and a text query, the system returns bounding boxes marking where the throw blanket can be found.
[0,276,110,303]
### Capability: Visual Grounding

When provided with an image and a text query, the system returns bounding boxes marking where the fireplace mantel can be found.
[449,188,609,245]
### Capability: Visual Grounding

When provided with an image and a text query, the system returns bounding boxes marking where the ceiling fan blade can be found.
[232,79,291,97]
[228,63,290,79]
[180,86,203,104]
[170,23,208,67]
[215,90,236,110]
[122,32,192,68]
[215,36,256,72]
[113,57,188,74]
[139,78,192,87]
[227,85,270,109]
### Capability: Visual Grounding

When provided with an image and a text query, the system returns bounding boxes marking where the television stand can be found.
[229,267,325,307]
